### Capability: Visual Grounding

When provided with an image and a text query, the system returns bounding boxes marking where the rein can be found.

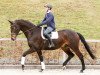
[18,26,37,35]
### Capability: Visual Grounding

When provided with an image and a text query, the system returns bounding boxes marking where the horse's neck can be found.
[20,26,33,40]
[16,20,37,40]
[20,25,41,40]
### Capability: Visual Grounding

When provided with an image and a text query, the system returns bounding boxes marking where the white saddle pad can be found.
[41,27,58,39]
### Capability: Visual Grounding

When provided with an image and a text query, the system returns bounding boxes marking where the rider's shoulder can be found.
[47,12,53,16]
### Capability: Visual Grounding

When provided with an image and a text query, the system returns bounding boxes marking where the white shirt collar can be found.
[47,10,51,13]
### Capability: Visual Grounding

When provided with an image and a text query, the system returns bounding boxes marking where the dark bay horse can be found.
[8,19,95,73]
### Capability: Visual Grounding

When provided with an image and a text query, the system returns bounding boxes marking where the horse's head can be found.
[8,20,20,41]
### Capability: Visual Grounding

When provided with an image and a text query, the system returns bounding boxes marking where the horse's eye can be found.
[10,26,15,30]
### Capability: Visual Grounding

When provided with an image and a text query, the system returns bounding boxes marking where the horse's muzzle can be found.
[11,34,16,41]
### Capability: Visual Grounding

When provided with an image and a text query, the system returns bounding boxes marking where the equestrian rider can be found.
[37,4,55,48]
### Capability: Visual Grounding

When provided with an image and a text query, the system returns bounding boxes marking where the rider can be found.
[37,4,55,48]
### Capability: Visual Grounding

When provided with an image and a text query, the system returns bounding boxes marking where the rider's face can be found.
[45,7,48,11]
[45,7,50,11]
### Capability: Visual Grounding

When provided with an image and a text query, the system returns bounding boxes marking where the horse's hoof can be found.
[62,66,66,70]
[39,69,44,72]
[80,70,84,73]
[22,65,25,70]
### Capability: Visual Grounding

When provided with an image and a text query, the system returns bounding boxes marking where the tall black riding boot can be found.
[46,35,55,48]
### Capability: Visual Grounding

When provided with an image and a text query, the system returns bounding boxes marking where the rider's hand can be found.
[37,23,42,27]
[37,25,40,28]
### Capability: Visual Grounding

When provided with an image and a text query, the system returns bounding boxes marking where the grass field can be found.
[0,0,100,39]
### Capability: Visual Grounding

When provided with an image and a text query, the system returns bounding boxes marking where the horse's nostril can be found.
[11,37,16,41]
[11,34,16,41]
[11,38,15,41]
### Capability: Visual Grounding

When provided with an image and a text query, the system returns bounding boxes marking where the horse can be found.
[8,19,96,73]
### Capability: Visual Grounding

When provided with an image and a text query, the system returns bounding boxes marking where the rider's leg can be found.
[44,27,54,47]
[46,34,54,47]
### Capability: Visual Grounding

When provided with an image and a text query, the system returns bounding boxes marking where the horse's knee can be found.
[39,55,43,62]
[28,40,33,47]
[22,52,26,57]
[22,49,33,57]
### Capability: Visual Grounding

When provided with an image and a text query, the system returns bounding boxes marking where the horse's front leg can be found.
[37,50,45,72]
[21,49,35,70]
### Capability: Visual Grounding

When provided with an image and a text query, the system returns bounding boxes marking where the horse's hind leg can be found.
[76,50,85,73]
[21,49,35,70]
[70,46,85,73]
[61,46,74,69]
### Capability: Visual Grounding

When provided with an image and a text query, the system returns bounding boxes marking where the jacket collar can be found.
[47,10,51,13]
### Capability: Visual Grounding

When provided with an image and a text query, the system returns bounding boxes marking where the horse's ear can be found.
[8,20,13,25]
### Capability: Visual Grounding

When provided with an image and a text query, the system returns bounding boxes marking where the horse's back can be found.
[58,29,79,43]
[58,29,78,36]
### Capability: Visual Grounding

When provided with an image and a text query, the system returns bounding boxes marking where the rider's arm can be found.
[42,15,46,22]
[38,13,53,26]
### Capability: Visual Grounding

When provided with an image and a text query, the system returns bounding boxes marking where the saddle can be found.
[41,27,58,39]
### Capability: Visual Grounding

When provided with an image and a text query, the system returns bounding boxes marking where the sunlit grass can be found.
[0,0,100,39]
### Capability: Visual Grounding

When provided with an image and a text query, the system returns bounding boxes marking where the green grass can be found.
[0,0,100,39]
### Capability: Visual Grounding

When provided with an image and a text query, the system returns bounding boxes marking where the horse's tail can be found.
[77,32,96,59]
